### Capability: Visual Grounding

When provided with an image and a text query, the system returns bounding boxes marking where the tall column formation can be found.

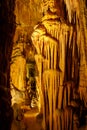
[31,0,80,130]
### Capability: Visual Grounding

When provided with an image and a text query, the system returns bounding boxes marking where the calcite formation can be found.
[31,0,87,130]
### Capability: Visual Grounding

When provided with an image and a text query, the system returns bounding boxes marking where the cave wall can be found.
[14,0,43,40]
[10,0,42,106]
[0,0,87,130]
[0,0,16,129]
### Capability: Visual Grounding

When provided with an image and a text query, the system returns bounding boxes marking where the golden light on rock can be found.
[10,0,87,130]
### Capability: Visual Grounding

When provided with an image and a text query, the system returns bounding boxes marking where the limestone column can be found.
[31,0,79,130]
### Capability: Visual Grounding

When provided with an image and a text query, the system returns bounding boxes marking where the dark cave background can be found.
[0,0,16,129]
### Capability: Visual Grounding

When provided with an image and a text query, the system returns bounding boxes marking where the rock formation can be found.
[31,0,87,130]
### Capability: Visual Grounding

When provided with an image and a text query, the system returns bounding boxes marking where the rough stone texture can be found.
[31,0,87,130]
[10,0,42,107]
[0,0,87,130]
[14,0,43,40]
[0,0,16,130]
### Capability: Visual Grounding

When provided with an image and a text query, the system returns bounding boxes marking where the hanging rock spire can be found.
[31,1,82,130]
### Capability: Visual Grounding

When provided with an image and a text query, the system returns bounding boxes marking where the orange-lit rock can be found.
[31,0,87,130]
[10,0,87,130]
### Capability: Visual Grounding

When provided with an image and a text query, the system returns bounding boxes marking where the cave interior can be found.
[0,0,87,130]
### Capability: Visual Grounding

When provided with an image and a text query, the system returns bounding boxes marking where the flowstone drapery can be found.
[31,0,84,130]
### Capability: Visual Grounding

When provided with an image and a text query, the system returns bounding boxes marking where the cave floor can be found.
[11,106,43,130]
[23,107,43,130]
[11,106,87,130]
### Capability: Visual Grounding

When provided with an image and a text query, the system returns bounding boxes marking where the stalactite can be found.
[32,15,77,129]
[32,17,77,129]
[31,0,87,130]
[64,0,72,22]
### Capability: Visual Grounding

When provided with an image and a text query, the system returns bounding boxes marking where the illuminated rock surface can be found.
[0,0,87,130]
[31,0,87,130]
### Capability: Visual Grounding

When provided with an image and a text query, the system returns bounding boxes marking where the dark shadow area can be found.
[0,0,16,129]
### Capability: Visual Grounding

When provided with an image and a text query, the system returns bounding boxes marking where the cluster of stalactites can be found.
[64,0,79,23]
[63,0,87,107]
[64,0,87,27]
[32,17,77,82]
[31,12,77,130]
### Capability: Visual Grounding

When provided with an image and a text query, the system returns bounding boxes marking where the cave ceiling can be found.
[15,0,43,39]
